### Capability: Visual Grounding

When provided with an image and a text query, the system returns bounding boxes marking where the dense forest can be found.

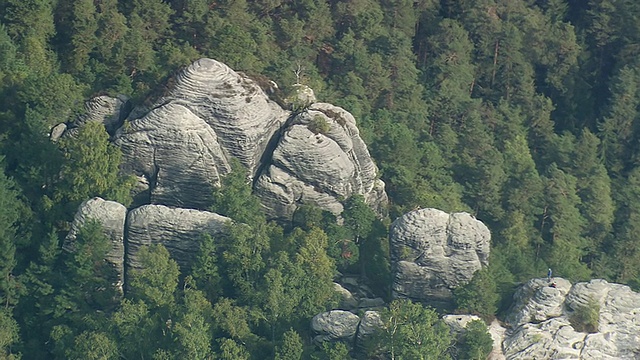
[1,0,640,358]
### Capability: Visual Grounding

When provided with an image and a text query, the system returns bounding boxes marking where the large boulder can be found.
[501,278,640,359]
[255,103,387,221]
[311,310,361,344]
[125,204,230,272]
[389,208,490,309]
[64,197,127,291]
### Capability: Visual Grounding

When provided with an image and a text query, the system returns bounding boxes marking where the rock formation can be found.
[125,204,230,272]
[389,208,490,309]
[255,103,387,220]
[500,278,640,359]
[106,58,386,220]
[64,197,127,291]
[311,310,361,344]
[114,102,230,209]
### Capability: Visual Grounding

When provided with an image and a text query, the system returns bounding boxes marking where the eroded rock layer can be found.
[125,204,230,272]
[114,102,229,209]
[502,278,640,359]
[390,208,490,308]
[159,58,289,177]
[255,103,387,220]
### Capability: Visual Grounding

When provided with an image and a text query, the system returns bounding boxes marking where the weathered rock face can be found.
[311,310,361,344]
[125,204,230,272]
[77,95,131,135]
[114,102,230,209]
[501,278,640,359]
[50,95,130,141]
[114,58,288,210]
[255,103,387,220]
[64,197,127,291]
[389,208,490,308]
[108,58,386,219]
[157,58,289,178]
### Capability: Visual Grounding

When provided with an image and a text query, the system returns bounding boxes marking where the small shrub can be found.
[569,298,600,333]
[308,115,331,134]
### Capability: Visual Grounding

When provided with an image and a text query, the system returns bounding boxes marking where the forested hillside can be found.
[1,0,639,359]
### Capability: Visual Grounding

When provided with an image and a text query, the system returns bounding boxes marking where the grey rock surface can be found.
[158,58,289,177]
[114,102,230,209]
[311,310,361,344]
[356,310,383,349]
[49,123,67,142]
[76,95,130,135]
[506,277,572,327]
[255,103,387,221]
[125,204,230,272]
[501,278,640,359]
[390,208,490,308]
[64,197,127,291]
[333,282,358,310]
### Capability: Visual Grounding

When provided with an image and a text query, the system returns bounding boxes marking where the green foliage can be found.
[454,267,499,321]
[0,309,20,359]
[308,115,331,134]
[129,244,179,310]
[569,298,600,333]
[0,159,21,308]
[457,320,493,360]
[56,121,135,211]
[369,299,452,360]
[311,341,352,360]
[275,329,303,360]
[211,158,265,226]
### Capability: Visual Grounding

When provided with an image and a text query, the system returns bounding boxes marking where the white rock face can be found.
[502,278,640,359]
[114,102,230,209]
[255,103,387,221]
[389,208,490,308]
[506,277,572,327]
[311,310,361,343]
[64,197,127,291]
[159,58,289,177]
[125,204,230,272]
[443,314,483,334]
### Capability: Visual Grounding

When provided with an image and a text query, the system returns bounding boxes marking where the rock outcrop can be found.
[157,58,289,178]
[500,278,640,359]
[64,197,127,291]
[311,310,361,344]
[114,102,230,209]
[255,103,387,221]
[76,95,131,135]
[125,204,230,272]
[107,58,386,220]
[389,208,490,309]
